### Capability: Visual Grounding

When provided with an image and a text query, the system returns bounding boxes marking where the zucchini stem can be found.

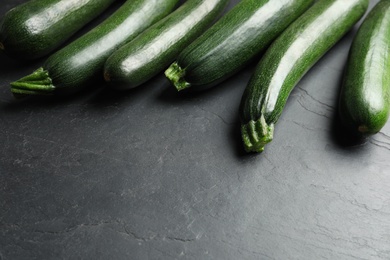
[10,67,55,97]
[0,42,4,50]
[165,62,191,91]
[241,115,274,152]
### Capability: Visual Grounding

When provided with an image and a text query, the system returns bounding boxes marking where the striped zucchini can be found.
[239,0,369,152]
[165,0,315,91]
[0,0,115,60]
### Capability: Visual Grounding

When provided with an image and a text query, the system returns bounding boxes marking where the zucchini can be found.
[10,0,179,97]
[0,0,116,60]
[103,0,229,90]
[239,0,369,153]
[339,0,390,137]
[165,0,314,91]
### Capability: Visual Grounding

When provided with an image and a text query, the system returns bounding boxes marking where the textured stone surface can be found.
[1,0,389,259]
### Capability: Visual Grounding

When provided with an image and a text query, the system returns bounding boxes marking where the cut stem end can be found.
[241,115,274,153]
[165,62,191,91]
[10,67,55,97]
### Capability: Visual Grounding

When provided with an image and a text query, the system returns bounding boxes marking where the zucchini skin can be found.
[0,0,116,60]
[165,0,315,91]
[10,0,179,97]
[339,0,390,137]
[104,0,229,90]
[239,0,369,153]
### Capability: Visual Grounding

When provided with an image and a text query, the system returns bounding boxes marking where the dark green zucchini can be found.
[165,0,314,91]
[239,0,369,153]
[103,0,229,90]
[339,0,390,137]
[0,0,116,60]
[10,0,179,97]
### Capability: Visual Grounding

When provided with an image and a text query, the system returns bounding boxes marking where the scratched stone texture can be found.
[1,0,389,259]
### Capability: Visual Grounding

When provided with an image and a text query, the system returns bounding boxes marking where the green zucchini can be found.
[10,0,179,97]
[0,0,116,60]
[239,0,369,153]
[165,0,314,91]
[103,0,229,90]
[339,0,390,137]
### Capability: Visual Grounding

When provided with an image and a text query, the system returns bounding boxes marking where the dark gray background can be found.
[1,0,389,259]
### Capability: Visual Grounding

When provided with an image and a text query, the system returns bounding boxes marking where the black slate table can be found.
[1,0,389,259]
